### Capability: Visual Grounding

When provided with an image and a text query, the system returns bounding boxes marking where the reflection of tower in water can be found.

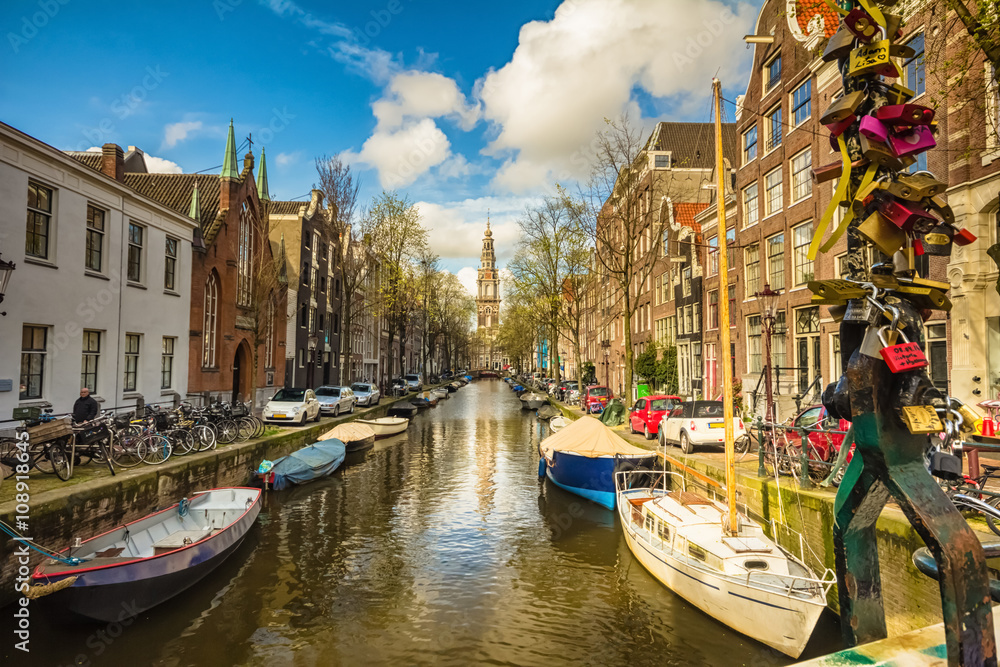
[474,416,498,519]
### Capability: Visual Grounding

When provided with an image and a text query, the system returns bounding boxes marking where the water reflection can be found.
[4,380,839,667]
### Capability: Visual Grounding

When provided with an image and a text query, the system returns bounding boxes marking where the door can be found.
[664,406,684,442]
[632,399,647,431]
[306,390,318,418]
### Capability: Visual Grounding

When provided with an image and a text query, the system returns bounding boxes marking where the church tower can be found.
[477,219,500,330]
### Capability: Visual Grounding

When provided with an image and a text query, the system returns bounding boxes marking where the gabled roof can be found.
[65,151,103,171]
[675,202,708,234]
[269,201,307,216]
[646,122,739,170]
[123,173,222,227]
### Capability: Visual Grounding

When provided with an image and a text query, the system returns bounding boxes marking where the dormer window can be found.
[654,153,671,169]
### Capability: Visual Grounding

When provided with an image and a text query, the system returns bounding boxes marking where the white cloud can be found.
[456,267,478,297]
[162,121,203,149]
[373,71,479,131]
[275,151,301,167]
[144,154,184,174]
[348,118,451,188]
[414,195,538,262]
[478,0,757,192]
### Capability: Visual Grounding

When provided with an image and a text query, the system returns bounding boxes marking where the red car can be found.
[629,395,683,440]
[582,385,612,413]
[782,405,854,482]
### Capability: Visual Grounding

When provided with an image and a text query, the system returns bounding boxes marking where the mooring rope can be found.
[0,519,86,566]
[24,575,78,599]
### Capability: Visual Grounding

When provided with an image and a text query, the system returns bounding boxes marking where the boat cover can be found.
[540,416,652,459]
[599,399,627,426]
[537,405,561,420]
[270,439,347,490]
[321,423,376,443]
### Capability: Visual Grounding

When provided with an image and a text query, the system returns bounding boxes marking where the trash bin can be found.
[636,384,650,400]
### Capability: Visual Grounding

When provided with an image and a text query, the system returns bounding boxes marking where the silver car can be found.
[315,386,356,416]
[351,382,380,407]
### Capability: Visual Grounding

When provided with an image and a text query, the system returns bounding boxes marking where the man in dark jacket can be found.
[73,387,99,423]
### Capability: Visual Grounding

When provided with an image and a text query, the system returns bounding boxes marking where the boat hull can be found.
[618,502,824,658]
[357,419,409,438]
[542,451,657,510]
[33,489,260,623]
[388,405,418,418]
[344,435,375,452]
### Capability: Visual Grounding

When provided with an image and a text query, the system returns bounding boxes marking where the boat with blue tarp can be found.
[259,438,347,490]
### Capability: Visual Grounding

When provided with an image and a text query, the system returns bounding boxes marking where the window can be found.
[237,203,253,307]
[728,285,737,327]
[706,343,717,392]
[767,233,785,290]
[86,204,105,272]
[320,275,327,292]
[793,222,814,285]
[161,337,175,389]
[708,290,719,329]
[791,149,812,202]
[745,244,761,298]
[743,182,759,227]
[765,106,782,151]
[726,228,736,270]
[795,307,821,394]
[907,151,928,174]
[747,315,762,373]
[164,237,178,291]
[682,267,692,297]
[988,63,1000,150]
[693,303,701,334]
[708,236,718,276]
[302,262,310,285]
[792,79,811,126]
[774,310,787,381]
[654,153,671,168]
[926,323,948,392]
[203,273,218,367]
[127,222,144,282]
[831,333,842,384]
[743,126,758,163]
[765,168,783,215]
[904,33,925,97]
[20,326,47,399]
[693,342,702,379]
[123,334,140,392]
[81,330,100,392]
[265,299,275,368]
[26,181,53,259]
[765,55,781,94]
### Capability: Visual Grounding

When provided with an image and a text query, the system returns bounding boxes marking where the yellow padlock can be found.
[858,210,906,256]
[808,279,870,302]
[849,40,899,77]
[901,405,944,434]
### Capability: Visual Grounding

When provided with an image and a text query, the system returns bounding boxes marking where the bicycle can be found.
[941,463,1000,537]
[1,408,75,481]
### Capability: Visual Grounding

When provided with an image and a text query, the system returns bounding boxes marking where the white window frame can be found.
[790,148,813,203]
[742,182,759,228]
[82,329,101,393]
[763,53,781,96]
[792,221,814,285]
[127,221,145,284]
[742,126,758,165]
[764,105,783,153]
[764,168,783,216]
[203,273,218,368]
[123,333,141,393]
[791,79,811,128]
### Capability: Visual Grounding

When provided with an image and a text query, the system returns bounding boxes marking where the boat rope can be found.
[0,520,86,566]
[179,497,190,517]
[24,575,78,599]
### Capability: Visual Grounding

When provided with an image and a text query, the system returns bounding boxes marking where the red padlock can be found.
[826,114,857,137]
[876,104,935,126]
[913,239,926,256]
[953,228,977,246]
[844,7,880,42]
[878,325,929,373]
[879,198,938,233]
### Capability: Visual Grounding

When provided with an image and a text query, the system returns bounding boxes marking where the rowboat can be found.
[356,416,410,438]
[520,393,547,410]
[537,405,560,420]
[30,487,261,622]
[549,416,571,432]
[419,390,439,406]
[431,388,449,400]
[388,402,418,418]
[537,416,657,510]
[258,438,347,490]
[321,423,376,452]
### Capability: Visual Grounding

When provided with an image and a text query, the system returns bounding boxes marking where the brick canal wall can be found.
[0,397,406,609]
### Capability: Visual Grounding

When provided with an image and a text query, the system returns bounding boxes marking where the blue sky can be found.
[1,0,760,293]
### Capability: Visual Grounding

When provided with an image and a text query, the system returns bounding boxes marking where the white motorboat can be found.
[356,416,410,438]
[615,473,833,657]
[432,388,449,400]
[549,416,570,432]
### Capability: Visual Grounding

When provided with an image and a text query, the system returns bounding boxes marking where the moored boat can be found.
[259,438,347,489]
[356,416,410,438]
[447,383,460,392]
[411,397,431,409]
[549,416,571,432]
[388,402,418,418]
[419,390,439,406]
[537,416,658,509]
[321,422,376,452]
[520,392,547,410]
[536,405,560,420]
[431,388,449,400]
[30,487,261,622]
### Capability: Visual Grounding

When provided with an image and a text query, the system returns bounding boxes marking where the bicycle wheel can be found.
[167,429,195,456]
[984,496,1000,538]
[47,441,72,481]
[251,416,265,438]
[110,434,146,468]
[192,425,217,452]
[35,443,56,474]
[141,435,172,465]
[236,418,255,442]
[216,420,238,445]
[0,439,19,479]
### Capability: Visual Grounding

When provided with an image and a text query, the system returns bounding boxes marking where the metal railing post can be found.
[757,420,767,477]
[799,427,813,489]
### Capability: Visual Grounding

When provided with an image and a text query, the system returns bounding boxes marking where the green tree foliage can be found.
[634,343,659,381]
[658,346,679,395]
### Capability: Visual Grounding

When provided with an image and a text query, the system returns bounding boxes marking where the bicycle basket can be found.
[13,406,42,421]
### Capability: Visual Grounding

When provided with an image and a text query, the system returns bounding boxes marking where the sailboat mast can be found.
[712,78,738,537]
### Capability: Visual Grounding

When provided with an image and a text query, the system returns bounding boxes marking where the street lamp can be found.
[601,339,610,387]
[0,253,15,317]
[754,282,781,424]
[308,333,319,388]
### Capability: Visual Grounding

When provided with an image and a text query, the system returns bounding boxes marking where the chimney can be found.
[101,143,125,182]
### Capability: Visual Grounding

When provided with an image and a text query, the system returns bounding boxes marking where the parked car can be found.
[263,388,321,426]
[629,394,683,440]
[404,373,422,391]
[582,385,613,413]
[315,386,355,416]
[351,382,380,407]
[658,400,747,453]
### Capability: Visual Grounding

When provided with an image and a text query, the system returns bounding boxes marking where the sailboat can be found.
[614,79,834,659]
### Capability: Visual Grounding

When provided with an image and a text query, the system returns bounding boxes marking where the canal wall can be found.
[0,395,413,610]
[551,399,996,639]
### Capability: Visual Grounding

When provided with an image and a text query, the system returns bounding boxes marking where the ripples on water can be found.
[7,381,840,666]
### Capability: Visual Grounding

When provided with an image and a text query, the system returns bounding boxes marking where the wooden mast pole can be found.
[713,78,738,537]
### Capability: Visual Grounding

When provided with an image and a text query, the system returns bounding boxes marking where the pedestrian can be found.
[73,387,99,424]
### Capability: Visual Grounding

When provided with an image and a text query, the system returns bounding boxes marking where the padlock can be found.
[859,115,889,142]
[885,82,915,105]
[953,228,977,246]
[821,90,866,126]
[879,198,938,233]
[849,40,899,78]
[812,161,843,184]
[918,225,954,256]
[861,321,896,358]
[878,326,928,373]
[884,12,905,40]
[925,194,955,225]
[844,7,880,41]
[851,176,885,216]
[888,44,915,59]
[844,298,881,324]
[955,403,982,434]
[877,104,935,126]
[884,173,946,200]
[823,25,857,62]
[929,451,963,480]
[889,125,936,158]
[858,210,907,256]
[893,285,952,311]
[861,134,916,171]
[901,405,944,433]
[905,276,950,291]
[826,114,857,137]
[808,279,870,302]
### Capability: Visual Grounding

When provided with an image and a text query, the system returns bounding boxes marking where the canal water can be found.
[8,380,841,666]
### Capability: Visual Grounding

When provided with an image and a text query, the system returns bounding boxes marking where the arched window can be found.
[237,202,253,307]
[265,295,275,369]
[203,272,218,367]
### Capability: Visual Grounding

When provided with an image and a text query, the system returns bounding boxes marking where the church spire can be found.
[221,119,239,179]
[257,147,270,202]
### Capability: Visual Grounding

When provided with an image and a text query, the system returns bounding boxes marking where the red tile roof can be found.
[675,202,708,234]
[795,0,839,39]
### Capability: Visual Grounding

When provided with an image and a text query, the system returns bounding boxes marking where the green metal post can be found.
[757,421,767,477]
[799,427,813,490]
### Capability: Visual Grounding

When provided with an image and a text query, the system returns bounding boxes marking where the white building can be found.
[0,123,196,419]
